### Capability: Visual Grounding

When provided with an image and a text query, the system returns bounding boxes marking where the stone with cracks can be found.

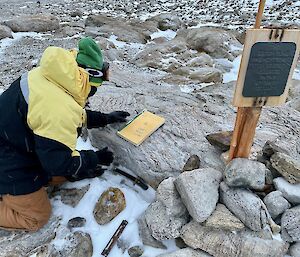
[271,152,300,184]
[224,158,266,190]
[181,221,289,257]
[274,177,300,204]
[263,191,291,219]
[220,182,267,231]
[281,206,300,243]
[145,177,189,240]
[174,168,222,223]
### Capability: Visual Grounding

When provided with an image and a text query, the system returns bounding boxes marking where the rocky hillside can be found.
[0,0,300,257]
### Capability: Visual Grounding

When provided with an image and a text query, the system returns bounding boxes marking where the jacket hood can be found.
[40,46,90,107]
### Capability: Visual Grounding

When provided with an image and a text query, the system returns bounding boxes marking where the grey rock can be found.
[186,54,214,67]
[262,140,289,158]
[4,14,60,32]
[174,168,222,222]
[52,185,90,208]
[271,152,300,184]
[263,191,291,219]
[289,242,300,257]
[204,203,245,231]
[148,13,182,31]
[224,158,266,190]
[181,221,289,257]
[189,67,223,83]
[128,246,144,257]
[281,206,300,243]
[220,182,267,231]
[158,248,212,257]
[182,154,200,172]
[145,178,189,240]
[137,215,167,249]
[0,25,12,39]
[273,177,300,204]
[184,27,242,60]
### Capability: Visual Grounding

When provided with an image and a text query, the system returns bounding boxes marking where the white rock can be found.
[274,177,300,204]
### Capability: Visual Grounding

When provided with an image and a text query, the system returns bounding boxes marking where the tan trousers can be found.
[0,176,66,231]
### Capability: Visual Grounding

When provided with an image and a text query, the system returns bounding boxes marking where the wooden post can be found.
[228,0,266,161]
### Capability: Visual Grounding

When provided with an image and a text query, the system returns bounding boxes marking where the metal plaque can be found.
[242,42,296,97]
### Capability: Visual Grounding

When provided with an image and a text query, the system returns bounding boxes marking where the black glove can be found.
[96,147,114,166]
[106,111,130,124]
[67,165,105,182]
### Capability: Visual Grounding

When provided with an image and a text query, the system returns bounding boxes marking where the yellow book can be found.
[117,110,165,146]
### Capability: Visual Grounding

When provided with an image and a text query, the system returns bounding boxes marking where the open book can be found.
[117,110,165,146]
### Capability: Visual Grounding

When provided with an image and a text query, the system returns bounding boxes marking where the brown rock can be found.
[94,187,126,225]
[182,155,200,172]
[206,131,233,152]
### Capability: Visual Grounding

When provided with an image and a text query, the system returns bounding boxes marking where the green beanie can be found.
[76,37,103,71]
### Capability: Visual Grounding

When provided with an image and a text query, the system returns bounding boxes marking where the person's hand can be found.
[96,147,114,166]
[67,165,105,182]
[106,111,130,124]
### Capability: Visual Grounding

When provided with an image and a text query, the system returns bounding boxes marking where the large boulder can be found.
[174,168,222,222]
[148,13,183,31]
[3,14,60,32]
[181,221,289,257]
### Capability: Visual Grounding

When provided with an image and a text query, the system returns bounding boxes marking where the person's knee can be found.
[25,204,52,231]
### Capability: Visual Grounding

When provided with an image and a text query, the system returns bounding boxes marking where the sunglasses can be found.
[85,62,110,81]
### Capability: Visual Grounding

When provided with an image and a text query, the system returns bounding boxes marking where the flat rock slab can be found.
[174,168,222,222]
[181,221,289,257]
[158,248,212,257]
[224,158,266,190]
[4,14,60,32]
[271,152,300,184]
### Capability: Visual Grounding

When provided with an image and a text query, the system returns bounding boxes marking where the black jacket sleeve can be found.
[34,134,98,179]
[86,110,108,129]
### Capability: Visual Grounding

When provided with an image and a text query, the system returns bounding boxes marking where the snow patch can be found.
[293,68,300,80]
[223,55,242,83]
[150,29,177,40]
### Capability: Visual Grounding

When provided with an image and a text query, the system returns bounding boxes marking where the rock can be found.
[51,185,89,208]
[181,221,289,257]
[0,25,12,39]
[158,248,212,257]
[263,191,291,219]
[189,67,223,83]
[289,242,300,257]
[224,158,266,190]
[67,217,86,229]
[271,152,300,184]
[220,182,267,231]
[262,140,289,158]
[128,246,144,257]
[205,131,232,152]
[148,13,182,31]
[174,168,222,222]
[145,178,189,240]
[274,177,300,204]
[4,14,60,32]
[186,54,214,67]
[93,187,126,225]
[0,217,59,257]
[117,239,130,253]
[204,204,245,231]
[85,14,156,44]
[137,215,167,249]
[281,206,300,243]
[184,27,242,60]
[182,155,200,172]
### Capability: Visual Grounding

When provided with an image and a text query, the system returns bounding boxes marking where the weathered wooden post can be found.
[228,0,300,161]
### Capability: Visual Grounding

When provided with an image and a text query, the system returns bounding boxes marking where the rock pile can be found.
[136,139,300,256]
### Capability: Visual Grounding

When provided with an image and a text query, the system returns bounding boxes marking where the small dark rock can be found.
[128,245,144,257]
[206,131,232,152]
[67,217,86,229]
[182,155,200,172]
